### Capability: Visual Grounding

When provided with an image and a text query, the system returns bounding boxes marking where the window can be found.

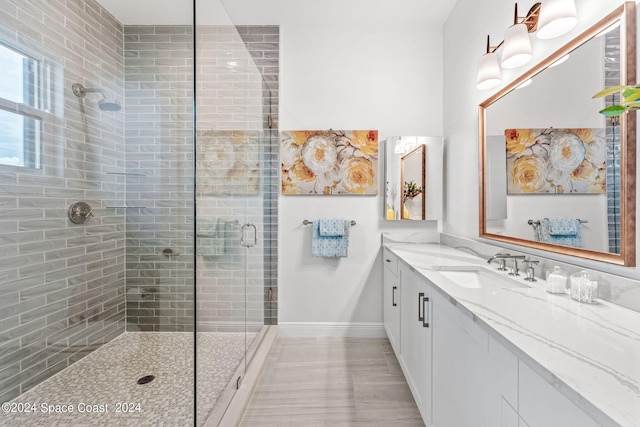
[0,39,55,169]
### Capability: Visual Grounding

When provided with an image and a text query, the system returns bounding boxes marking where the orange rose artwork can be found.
[505,128,605,194]
[281,130,378,195]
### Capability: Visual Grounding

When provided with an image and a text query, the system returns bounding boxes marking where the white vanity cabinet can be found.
[383,248,401,354]
[430,282,600,427]
[382,248,605,427]
[398,263,432,424]
[431,289,518,427]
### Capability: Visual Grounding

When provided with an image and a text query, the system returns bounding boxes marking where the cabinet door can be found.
[487,334,519,424]
[399,265,432,425]
[501,398,519,427]
[383,266,401,354]
[432,290,492,427]
[518,361,600,427]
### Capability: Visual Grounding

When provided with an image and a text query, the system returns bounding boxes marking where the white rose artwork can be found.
[505,128,605,194]
[280,130,378,195]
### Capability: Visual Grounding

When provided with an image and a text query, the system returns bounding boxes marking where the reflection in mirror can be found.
[479,2,636,266]
[401,144,426,220]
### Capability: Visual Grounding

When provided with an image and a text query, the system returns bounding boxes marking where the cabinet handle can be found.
[392,286,397,307]
[422,296,430,328]
[418,292,425,322]
[385,259,391,263]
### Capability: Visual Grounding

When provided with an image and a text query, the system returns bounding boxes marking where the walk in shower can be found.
[0,0,278,425]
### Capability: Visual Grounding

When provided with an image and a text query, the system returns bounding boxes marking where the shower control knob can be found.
[68,202,94,224]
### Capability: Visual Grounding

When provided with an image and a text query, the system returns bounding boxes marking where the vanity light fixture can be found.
[536,0,578,39]
[515,78,533,89]
[394,138,405,154]
[476,36,502,90]
[548,54,570,67]
[394,136,424,154]
[501,4,534,69]
[475,1,579,90]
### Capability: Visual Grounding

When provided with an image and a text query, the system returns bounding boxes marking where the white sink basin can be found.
[431,266,529,290]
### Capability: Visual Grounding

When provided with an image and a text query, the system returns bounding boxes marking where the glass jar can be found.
[569,270,598,303]
[545,266,568,294]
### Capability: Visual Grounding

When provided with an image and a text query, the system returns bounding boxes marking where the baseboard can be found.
[277,322,386,338]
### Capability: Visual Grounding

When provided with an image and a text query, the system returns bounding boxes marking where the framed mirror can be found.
[479,2,636,266]
[384,136,443,221]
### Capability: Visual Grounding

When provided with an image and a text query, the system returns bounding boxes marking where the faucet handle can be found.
[508,258,520,276]
[496,258,507,271]
[522,259,539,282]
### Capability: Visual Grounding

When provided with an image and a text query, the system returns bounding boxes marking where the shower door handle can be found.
[240,223,257,248]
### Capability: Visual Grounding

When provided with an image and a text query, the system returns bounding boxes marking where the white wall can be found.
[278,22,443,334]
[443,0,639,273]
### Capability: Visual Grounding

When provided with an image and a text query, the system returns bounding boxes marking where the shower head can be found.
[72,83,121,112]
[98,98,122,111]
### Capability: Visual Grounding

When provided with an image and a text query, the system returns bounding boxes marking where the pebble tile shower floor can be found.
[1,332,256,427]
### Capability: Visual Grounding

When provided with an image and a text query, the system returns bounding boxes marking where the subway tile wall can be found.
[124,25,279,332]
[605,29,620,254]
[0,0,126,402]
[123,25,195,332]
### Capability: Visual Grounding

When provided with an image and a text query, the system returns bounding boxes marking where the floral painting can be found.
[505,128,605,194]
[281,130,378,195]
[196,130,260,195]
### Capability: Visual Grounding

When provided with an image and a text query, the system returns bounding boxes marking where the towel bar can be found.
[528,218,588,226]
[303,219,356,226]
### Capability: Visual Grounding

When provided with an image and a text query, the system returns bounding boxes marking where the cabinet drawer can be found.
[383,247,398,277]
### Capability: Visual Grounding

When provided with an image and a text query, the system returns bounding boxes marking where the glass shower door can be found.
[194,4,270,424]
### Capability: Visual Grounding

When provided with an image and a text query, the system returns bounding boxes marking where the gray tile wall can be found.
[123,25,195,332]
[605,29,620,254]
[0,0,125,402]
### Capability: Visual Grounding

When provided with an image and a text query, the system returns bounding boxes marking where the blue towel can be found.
[535,218,582,248]
[319,218,345,237]
[548,217,579,236]
[312,219,351,257]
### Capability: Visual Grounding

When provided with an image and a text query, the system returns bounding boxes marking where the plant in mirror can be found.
[479,2,636,266]
[593,83,640,117]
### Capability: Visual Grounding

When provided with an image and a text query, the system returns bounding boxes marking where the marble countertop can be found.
[384,243,640,427]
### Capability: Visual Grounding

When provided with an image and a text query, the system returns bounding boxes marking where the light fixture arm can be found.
[514,3,542,31]
[484,3,541,54]
[522,3,542,32]
[486,35,503,54]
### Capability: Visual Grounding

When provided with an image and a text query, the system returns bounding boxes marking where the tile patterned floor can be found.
[1,332,256,427]
[239,337,425,427]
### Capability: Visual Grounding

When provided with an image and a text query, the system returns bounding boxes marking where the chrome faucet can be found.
[487,253,525,272]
